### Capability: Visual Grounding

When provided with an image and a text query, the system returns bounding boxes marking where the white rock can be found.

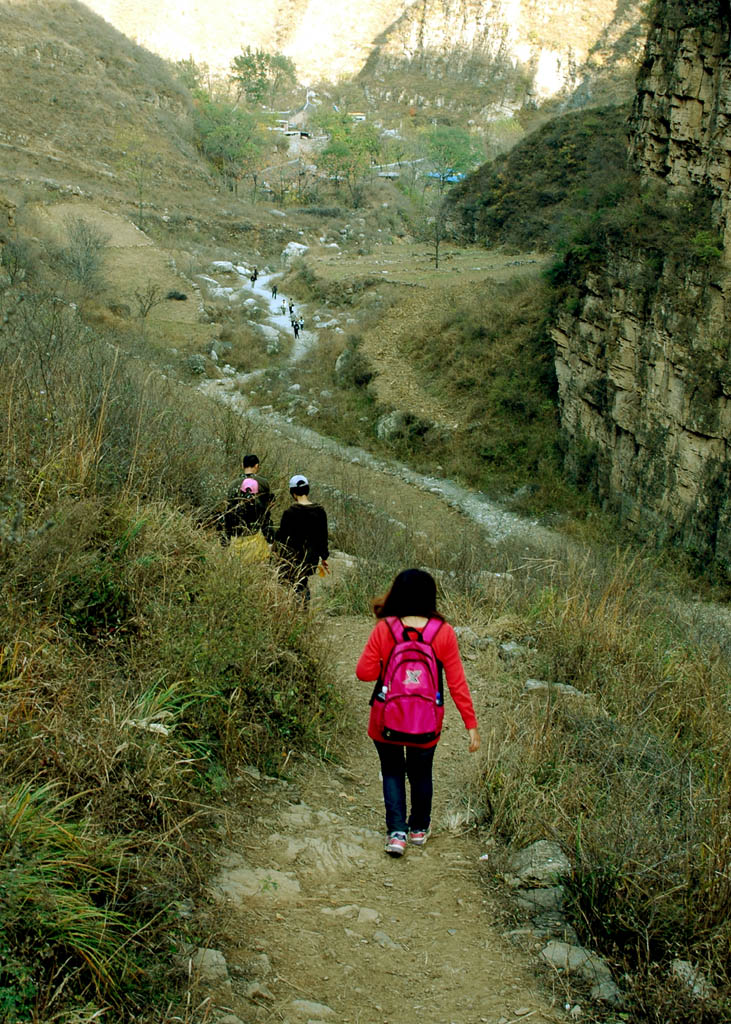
[671,959,714,999]
[508,841,572,884]
[211,261,236,272]
[540,941,621,1004]
[189,947,230,986]
[211,855,300,903]
[289,999,335,1019]
[321,904,359,918]
[524,679,588,697]
[282,241,309,262]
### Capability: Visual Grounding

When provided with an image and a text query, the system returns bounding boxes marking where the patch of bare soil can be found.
[316,244,548,431]
[200,616,562,1024]
[24,199,215,350]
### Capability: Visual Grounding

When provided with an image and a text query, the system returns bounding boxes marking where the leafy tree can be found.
[118,131,159,227]
[315,111,381,207]
[193,97,267,196]
[175,56,209,95]
[230,47,297,108]
[193,98,268,196]
[423,124,482,193]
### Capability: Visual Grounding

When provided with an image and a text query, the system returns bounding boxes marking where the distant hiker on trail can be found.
[298,316,304,332]
[281,299,287,315]
[271,283,278,300]
[250,267,258,285]
[223,453,275,557]
[293,320,300,340]
[273,474,329,602]
[289,300,295,315]
[356,568,481,857]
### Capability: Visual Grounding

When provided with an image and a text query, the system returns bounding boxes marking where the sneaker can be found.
[408,828,431,846]
[385,832,407,856]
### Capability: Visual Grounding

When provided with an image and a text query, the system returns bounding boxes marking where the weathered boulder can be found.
[507,840,572,885]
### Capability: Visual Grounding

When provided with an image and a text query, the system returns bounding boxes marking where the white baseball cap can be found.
[289,474,309,488]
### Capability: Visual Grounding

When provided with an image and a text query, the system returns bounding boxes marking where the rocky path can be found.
[199,617,561,1024]
[199,264,559,553]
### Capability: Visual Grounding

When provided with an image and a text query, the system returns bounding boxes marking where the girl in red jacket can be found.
[356,568,481,857]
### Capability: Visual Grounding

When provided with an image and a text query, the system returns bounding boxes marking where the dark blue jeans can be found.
[374,741,437,835]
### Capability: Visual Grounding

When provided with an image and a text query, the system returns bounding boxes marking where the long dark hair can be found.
[372,568,444,620]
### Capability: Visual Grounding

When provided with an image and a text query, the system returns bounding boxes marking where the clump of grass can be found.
[480,551,731,1019]
[0,783,171,1021]
[0,262,340,1018]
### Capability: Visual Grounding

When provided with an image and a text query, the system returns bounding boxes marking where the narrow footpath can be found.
[201,616,562,1024]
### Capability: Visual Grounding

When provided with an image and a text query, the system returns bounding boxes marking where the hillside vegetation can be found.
[450,105,632,251]
[0,1,729,1022]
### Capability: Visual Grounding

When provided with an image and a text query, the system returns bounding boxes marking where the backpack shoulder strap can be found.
[421,617,444,645]
[384,617,401,643]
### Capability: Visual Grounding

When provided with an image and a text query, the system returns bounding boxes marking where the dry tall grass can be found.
[0,270,339,1020]
[480,552,730,1020]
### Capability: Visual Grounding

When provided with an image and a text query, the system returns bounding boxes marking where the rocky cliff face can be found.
[86,0,643,114]
[361,0,645,115]
[553,0,731,568]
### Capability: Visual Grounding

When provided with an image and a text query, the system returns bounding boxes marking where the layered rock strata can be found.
[553,1,731,567]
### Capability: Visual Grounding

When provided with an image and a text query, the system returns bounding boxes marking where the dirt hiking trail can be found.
[202,616,560,1024]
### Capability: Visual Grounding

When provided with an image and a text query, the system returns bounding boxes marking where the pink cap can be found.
[240,477,260,494]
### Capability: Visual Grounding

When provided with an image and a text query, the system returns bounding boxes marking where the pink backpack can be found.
[372,617,445,744]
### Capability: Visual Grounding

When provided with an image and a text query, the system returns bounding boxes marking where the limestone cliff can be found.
[361,0,645,115]
[553,0,731,568]
[85,0,643,114]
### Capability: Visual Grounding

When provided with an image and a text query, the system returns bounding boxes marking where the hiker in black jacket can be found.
[274,474,329,601]
[223,453,275,542]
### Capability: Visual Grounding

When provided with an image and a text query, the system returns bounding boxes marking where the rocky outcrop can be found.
[362,0,645,114]
[86,0,644,114]
[553,1,731,569]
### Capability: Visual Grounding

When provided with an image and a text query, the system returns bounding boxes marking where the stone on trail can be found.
[211,853,300,903]
[374,929,401,950]
[541,940,621,1004]
[245,981,274,1001]
[507,840,571,885]
[186,947,231,989]
[267,831,369,873]
[289,999,336,1019]
[357,907,380,924]
[320,904,359,918]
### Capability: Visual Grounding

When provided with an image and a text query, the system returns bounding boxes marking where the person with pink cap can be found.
[223,453,275,543]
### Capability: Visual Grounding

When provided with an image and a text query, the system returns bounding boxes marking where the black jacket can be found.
[224,473,274,541]
[274,502,329,571]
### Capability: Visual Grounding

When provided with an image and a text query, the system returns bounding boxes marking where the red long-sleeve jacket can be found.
[356,618,478,747]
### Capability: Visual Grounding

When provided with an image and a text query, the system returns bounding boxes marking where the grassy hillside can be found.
[0,4,341,1019]
[450,105,632,250]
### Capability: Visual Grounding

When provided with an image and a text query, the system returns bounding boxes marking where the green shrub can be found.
[451,106,632,251]
[0,783,170,1020]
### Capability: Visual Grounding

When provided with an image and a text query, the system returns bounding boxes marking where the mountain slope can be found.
[0,0,202,206]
